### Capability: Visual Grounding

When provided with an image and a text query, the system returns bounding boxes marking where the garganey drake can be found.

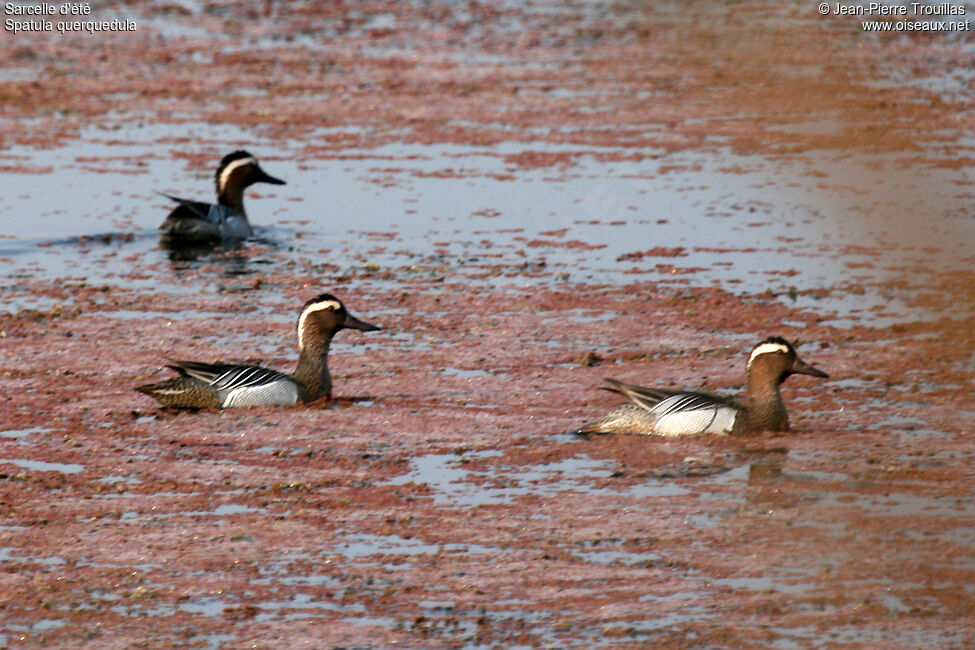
[135,294,380,409]
[158,150,285,242]
[576,337,828,436]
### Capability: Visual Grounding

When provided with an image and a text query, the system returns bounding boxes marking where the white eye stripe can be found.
[748,342,791,367]
[304,300,342,314]
[296,300,343,349]
[218,157,257,191]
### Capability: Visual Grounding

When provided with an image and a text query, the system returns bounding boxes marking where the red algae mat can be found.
[2,1,975,648]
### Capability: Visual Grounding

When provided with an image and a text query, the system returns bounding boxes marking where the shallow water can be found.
[386,450,691,507]
[2,125,972,326]
[0,458,84,474]
[2,1,974,647]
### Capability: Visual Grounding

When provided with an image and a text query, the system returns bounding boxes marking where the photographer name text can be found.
[826,2,965,15]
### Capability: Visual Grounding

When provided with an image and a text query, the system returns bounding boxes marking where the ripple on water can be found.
[333,532,502,569]
[0,427,51,439]
[0,458,84,474]
[386,451,690,507]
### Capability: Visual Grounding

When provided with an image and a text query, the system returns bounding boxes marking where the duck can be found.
[576,336,828,436]
[158,150,285,242]
[135,294,380,409]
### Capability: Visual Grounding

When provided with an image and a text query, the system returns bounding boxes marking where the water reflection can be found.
[160,238,242,264]
[747,449,788,483]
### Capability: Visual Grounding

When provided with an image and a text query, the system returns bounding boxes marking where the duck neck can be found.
[745,370,789,432]
[292,341,332,402]
[216,183,248,219]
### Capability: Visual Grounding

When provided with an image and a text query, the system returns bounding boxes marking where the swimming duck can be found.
[158,150,285,241]
[576,336,828,436]
[136,294,380,409]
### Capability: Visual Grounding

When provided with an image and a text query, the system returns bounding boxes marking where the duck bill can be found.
[343,312,381,333]
[791,356,829,379]
[256,166,286,185]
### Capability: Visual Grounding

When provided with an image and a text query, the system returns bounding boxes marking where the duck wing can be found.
[158,193,212,221]
[158,193,237,226]
[604,379,739,413]
[168,360,291,390]
[602,378,682,411]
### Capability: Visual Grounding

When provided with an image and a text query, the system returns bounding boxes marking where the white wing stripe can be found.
[655,393,724,417]
[213,366,288,390]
